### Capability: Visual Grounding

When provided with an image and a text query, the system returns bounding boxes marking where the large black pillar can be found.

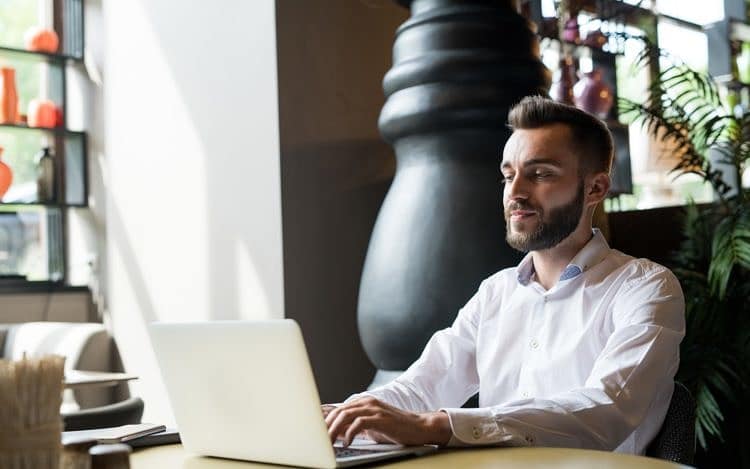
[357,0,551,386]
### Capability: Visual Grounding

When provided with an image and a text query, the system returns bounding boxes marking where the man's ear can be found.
[586,172,611,205]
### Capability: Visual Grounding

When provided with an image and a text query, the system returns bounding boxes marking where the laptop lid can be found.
[149,319,337,469]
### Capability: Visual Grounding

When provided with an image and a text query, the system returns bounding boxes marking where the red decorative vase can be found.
[0,147,13,200]
[28,98,59,128]
[549,56,577,105]
[573,69,614,119]
[24,26,60,53]
[0,67,19,124]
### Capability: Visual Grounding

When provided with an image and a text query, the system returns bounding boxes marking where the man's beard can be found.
[504,181,585,252]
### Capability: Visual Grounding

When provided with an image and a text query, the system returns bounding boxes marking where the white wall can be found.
[103,0,283,424]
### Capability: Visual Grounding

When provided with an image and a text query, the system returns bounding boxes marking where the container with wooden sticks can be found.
[0,354,65,469]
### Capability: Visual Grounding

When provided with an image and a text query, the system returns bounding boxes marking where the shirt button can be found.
[543,297,548,303]
[472,427,482,440]
[525,435,535,444]
[530,339,539,350]
[521,391,530,398]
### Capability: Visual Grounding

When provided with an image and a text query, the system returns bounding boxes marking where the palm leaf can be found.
[709,212,750,299]
[695,383,724,448]
[620,99,732,196]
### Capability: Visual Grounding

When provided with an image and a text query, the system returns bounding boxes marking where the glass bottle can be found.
[550,55,577,105]
[35,147,55,202]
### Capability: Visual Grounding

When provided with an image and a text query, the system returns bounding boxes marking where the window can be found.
[0,0,86,285]
[533,0,726,211]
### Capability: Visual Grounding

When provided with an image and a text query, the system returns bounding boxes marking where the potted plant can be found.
[620,38,750,465]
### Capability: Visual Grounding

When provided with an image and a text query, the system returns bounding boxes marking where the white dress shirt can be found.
[349,229,685,454]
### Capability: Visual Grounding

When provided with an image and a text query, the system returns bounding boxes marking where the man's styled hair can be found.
[508,96,614,175]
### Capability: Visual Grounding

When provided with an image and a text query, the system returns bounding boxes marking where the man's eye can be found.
[502,175,514,183]
[534,171,552,179]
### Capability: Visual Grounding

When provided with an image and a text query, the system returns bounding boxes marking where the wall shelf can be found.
[0,122,85,137]
[0,278,89,294]
[0,45,82,63]
[0,201,86,208]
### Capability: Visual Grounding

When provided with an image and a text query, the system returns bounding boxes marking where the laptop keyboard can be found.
[335,446,386,458]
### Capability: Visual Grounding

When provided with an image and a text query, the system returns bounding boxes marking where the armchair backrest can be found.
[646,381,696,464]
[0,321,129,409]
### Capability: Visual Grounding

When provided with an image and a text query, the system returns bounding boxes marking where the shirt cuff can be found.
[440,407,528,447]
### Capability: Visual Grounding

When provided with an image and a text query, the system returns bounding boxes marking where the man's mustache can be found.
[505,202,538,214]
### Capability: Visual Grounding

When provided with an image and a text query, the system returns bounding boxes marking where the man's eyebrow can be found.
[523,158,562,167]
[501,158,562,170]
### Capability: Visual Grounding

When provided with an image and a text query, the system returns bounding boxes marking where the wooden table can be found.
[130,444,692,468]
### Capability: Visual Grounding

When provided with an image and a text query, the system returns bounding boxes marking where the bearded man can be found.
[325,96,685,455]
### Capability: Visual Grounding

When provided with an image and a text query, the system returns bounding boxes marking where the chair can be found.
[62,396,144,430]
[0,321,143,430]
[646,381,696,465]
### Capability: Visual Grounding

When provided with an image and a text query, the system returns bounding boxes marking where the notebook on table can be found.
[148,320,437,468]
[62,423,165,444]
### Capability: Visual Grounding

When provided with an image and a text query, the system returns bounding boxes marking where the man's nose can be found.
[505,175,528,201]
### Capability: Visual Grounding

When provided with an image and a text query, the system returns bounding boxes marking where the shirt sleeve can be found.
[442,266,685,450]
[345,282,485,413]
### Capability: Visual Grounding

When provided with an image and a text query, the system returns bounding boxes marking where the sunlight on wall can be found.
[236,240,278,320]
[103,0,283,425]
[106,0,210,315]
[105,0,208,427]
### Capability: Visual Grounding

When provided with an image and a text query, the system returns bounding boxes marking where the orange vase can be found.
[0,147,13,200]
[0,67,19,124]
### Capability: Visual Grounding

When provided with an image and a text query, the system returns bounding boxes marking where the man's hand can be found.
[324,396,452,447]
[321,404,337,418]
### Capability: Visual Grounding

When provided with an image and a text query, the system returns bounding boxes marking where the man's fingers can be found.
[325,397,391,444]
[325,399,373,427]
[328,408,359,443]
[321,404,337,418]
[344,416,377,447]
[328,406,381,444]
[325,405,342,427]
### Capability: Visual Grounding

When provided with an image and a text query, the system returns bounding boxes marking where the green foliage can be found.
[708,209,750,299]
[672,203,750,450]
[621,40,735,199]
[620,36,750,451]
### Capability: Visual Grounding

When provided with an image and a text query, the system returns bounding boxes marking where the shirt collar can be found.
[516,229,610,286]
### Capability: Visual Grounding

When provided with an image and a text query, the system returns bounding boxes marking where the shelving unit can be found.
[707,12,750,88]
[520,0,663,198]
[0,0,86,287]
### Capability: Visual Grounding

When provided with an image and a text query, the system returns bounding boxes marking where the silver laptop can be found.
[148,320,437,468]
